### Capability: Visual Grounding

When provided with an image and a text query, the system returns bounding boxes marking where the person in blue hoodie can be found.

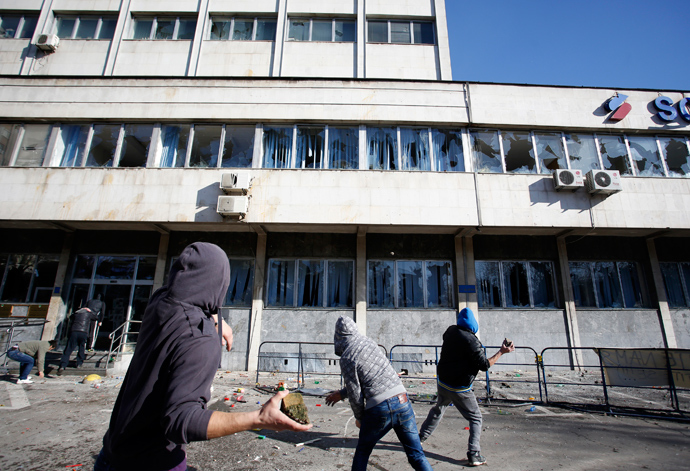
[418,308,514,467]
[94,243,311,471]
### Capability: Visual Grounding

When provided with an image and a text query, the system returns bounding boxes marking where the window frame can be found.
[54,15,117,40]
[659,261,690,308]
[0,13,38,39]
[130,16,196,40]
[287,17,356,42]
[265,258,355,309]
[0,253,60,303]
[475,260,559,309]
[209,16,277,41]
[366,19,436,44]
[568,260,646,309]
[367,259,454,309]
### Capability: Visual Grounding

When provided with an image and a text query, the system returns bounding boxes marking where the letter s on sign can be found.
[679,97,690,122]
[654,96,678,121]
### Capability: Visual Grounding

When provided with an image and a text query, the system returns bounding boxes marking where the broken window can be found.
[658,136,690,178]
[476,260,556,309]
[569,261,644,308]
[598,134,631,175]
[565,133,600,172]
[367,127,398,170]
[13,124,52,167]
[627,136,665,177]
[534,132,567,172]
[471,130,502,173]
[263,126,293,169]
[660,262,690,308]
[222,125,255,168]
[295,126,325,169]
[224,259,254,307]
[55,125,90,167]
[267,259,353,308]
[502,131,536,174]
[0,254,59,303]
[160,125,191,168]
[328,127,359,169]
[431,129,464,172]
[189,125,222,168]
[85,124,120,167]
[368,260,453,309]
[119,124,153,168]
[399,128,430,171]
[0,13,38,39]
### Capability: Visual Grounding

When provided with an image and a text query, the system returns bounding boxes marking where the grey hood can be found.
[334,316,359,356]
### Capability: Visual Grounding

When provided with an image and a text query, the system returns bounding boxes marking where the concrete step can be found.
[44,350,110,376]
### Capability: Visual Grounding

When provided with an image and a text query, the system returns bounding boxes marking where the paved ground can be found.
[0,371,688,471]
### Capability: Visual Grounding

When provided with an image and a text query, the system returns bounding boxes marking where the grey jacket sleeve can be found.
[341,357,365,420]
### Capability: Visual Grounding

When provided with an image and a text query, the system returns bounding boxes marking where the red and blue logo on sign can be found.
[604,94,632,122]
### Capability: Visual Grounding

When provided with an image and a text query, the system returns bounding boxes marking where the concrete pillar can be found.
[646,239,678,348]
[556,237,583,369]
[247,232,267,371]
[103,0,132,76]
[357,0,365,78]
[462,236,478,314]
[272,0,288,77]
[432,0,452,81]
[152,232,170,293]
[42,232,73,341]
[188,0,211,76]
[355,228,367,335]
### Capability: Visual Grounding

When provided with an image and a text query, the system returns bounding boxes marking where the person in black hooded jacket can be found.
[94,242,311,471]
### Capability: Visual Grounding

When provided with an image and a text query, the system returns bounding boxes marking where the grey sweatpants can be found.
[419,385,482,452]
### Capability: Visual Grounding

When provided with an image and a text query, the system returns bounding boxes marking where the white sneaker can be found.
[17,379,33,384]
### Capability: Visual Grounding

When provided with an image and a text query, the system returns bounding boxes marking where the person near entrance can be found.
[58,306,100,374]
[327,316,433,471]
[6,340,58,383]
[86,294,106,350]
[418,308,515,467]
[94,242,311,471]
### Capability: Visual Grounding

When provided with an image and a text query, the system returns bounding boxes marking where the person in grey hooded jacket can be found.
[94,243,311,471]
[328,316,433,471]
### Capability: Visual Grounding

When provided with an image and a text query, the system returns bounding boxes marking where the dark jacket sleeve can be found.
[468,334,491,372]
[160,318,220,444]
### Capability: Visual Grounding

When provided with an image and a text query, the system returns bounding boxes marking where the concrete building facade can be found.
[1,0,688,371]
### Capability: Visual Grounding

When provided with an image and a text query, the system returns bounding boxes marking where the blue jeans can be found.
[7,349,34,380]
[352,394,433,471]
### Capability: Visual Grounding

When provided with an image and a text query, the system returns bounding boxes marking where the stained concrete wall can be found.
[220,308,251,371]
[671,310,690,349]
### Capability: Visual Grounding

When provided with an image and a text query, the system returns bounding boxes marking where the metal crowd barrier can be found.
[255,341,387,388]
[540,347,689,417]
[388,344,543,403]
[0,319,50,373]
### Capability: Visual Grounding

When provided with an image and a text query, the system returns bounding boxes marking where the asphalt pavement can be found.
[0,371,688,471]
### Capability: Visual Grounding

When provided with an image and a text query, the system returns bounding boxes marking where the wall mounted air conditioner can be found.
[585,169,622,194]
[35,34,59,52]
[552,169,584,191]
[220,172,251,194]
[217,195,248,216]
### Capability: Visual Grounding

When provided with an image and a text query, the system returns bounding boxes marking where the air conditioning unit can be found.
[35,34,59,52]
[552,169,584,191]
[220,172,251,194]
[217,195,248,216]
[585,169,622,194]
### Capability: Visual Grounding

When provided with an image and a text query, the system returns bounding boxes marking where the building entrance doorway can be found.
[65,255,156,350]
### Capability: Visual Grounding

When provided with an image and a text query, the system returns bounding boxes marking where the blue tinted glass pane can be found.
[255,19,276,40]
[133,20,153,39]
[328,127,359,169]
[176,20,196,40]
[618,262,643,308]
[288,19,309,41]
[472,130,502,173]
[73,255,96,279]
[659,137,690,178]
[136,257,156,280]
[628,136,664,177]
[399,128,430,171]
[476,261,501,308]
[328,261,354,307]
[98,19,117,39]
[660,263,686,308]
[566,134,600,172]
[426,261,452,308]
[1,16,20,38]
[367,21,387,42]
[86,124,119,167]
[598,134,631,175]
[413,22,434,44]
[368,261,394,307]
[56,18,76,38]
[295,127,324,169]
[75,18,98,39]
[569,262,596,307]
[160,125,190,167]
[210,20,231,40]
[367,127,398,170]
[155,19,175,39]
[189,125,221,168]
[232,19,253,40]
[530,262,556,308]
[335,21,355,42]
[398,261,423,308]
[95,256,136,280]
[298,260,324,307]
[432,129,464,172]
[593,262,623,308]
[311,21,331,41]
[262,127,293,168]
[19,16,38,39]
[225,259,254,306]
[57,124,90,167]
[534,132,567,173]
[267,260,295,307]
[222,126,255,168]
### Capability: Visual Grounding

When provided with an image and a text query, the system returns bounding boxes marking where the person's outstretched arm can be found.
[207,389,312,439]
[487,340,515,368]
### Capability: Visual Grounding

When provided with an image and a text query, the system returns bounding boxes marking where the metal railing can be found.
[255,341,388,388]
[107,320,142,366]
[0,319,50,372]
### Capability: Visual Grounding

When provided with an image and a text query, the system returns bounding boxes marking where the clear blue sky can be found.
[445,0,688,91]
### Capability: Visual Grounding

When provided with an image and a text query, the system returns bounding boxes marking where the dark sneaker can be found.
[57,367,64,376]
[467,451,486,467]
[419,434,426,443]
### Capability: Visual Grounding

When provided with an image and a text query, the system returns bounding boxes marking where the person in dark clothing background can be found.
[86,294,106,350]
[418,308,514,467]
[94,242,311,471]
[58,306,100,374]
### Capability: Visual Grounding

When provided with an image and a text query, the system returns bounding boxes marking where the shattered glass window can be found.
[569,262,596,308]
[399,128,430,171]
[598,134,631,175]
[295,126,325,169]
[471,130,502,173]
[431,129,464,172]
[660,263,687,307]
[297,260,324,307]
[476,261,501,308]
[232,19,254,40]
[502,131,536,174]
[658,136,690,178]
[222,125,255,168]
[210,19,231,40]
[86,124,120,167]
[565,133,600,172]
[426,261,453,308]
[95,256,136,280]
[189,125,222,168]
[368,261,395,308]
[397,261,424,308]
[530,261,556,308]
[327,261,354,307]
[593,262,624,308]
[502,261,530,307]
[119,124,153,168]
[618,261,643,308]
[0,255,37,302]
[328,127,359,170]
[367,127,398,170]
[267,260,295,307]
[288,19,309,41]
[262,126,293,169]
[627,136,664,177]
[225,259,254,306]
[534,132,567,173]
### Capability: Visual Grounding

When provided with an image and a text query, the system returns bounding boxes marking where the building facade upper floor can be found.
[0,0,452,80]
